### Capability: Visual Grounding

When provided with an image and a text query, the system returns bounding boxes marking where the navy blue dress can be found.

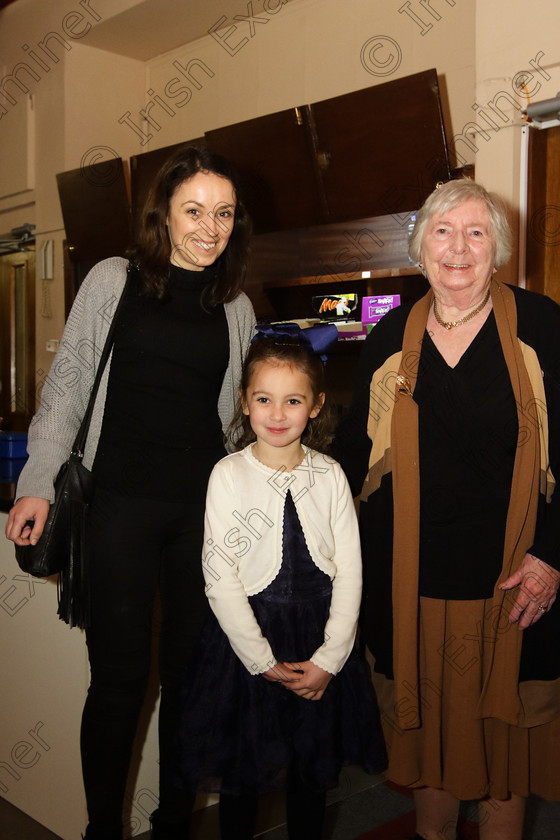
[178,491,387,795]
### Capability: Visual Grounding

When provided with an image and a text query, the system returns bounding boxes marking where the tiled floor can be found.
[2,768,559,839]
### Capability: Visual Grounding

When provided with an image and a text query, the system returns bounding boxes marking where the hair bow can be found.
[253,322,338,363]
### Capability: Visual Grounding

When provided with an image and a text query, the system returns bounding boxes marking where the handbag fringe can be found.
[57,499,91,629]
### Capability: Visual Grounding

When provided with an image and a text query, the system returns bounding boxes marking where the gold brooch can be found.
[396,375,412,396]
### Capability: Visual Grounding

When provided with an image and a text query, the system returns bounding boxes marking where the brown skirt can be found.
[370,597,560,801]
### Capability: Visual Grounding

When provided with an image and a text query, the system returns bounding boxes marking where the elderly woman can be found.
[335,179,560,840]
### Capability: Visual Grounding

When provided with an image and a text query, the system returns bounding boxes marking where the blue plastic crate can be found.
[0,457,27,482]
[0,432,28,459]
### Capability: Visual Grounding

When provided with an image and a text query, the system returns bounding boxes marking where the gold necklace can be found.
[433,288,491,330]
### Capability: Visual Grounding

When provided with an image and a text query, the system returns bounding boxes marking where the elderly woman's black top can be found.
[416,313,518,600]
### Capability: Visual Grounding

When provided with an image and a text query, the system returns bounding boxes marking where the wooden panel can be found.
[245,212,427,320]
[206,108,324,234]
[310,69,450,222]
[526,125,560,304]
[248,211,414,283]
[266,266,421,289]
[56,159,132,263]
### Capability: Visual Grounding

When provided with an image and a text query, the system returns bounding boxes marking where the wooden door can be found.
[526,125,560,304]
[0,251,36,430]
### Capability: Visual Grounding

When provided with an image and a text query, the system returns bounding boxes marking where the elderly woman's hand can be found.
[499,553,560,629]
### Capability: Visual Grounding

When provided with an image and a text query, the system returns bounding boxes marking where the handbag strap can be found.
[71,262,134,457]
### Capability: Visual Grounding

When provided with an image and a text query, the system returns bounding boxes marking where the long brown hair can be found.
[129,146,252,304]
[230,335,335,453]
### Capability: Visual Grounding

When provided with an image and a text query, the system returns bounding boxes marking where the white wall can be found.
[0,512,89,837]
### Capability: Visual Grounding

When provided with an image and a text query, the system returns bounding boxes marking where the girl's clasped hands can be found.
[263,661,333,700]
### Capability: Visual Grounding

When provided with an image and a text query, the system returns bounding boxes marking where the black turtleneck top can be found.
[93,264,229,500]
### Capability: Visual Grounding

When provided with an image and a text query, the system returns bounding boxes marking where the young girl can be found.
[178,324,386,839]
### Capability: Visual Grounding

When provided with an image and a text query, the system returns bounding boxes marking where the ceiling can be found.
[82,0,273,62]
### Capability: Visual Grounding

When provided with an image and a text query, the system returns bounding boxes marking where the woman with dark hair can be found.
[132,145,252,303]
[6,146,256,840]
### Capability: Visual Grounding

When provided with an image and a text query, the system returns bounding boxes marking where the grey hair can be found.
[408,178,513,270]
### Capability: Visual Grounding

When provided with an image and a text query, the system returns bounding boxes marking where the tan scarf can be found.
[390,279,541,729]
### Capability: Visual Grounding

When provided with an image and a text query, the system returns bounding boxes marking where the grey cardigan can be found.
[16,257,256,502]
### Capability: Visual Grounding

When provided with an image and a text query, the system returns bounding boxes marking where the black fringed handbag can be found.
[15,272,129,628]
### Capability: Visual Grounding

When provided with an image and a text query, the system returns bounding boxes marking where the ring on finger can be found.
[537,604,547,613]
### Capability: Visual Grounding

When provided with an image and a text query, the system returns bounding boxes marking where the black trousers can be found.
[81,488,209,834]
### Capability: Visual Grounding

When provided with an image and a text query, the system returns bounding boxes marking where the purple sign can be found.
[361,294,401,325]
